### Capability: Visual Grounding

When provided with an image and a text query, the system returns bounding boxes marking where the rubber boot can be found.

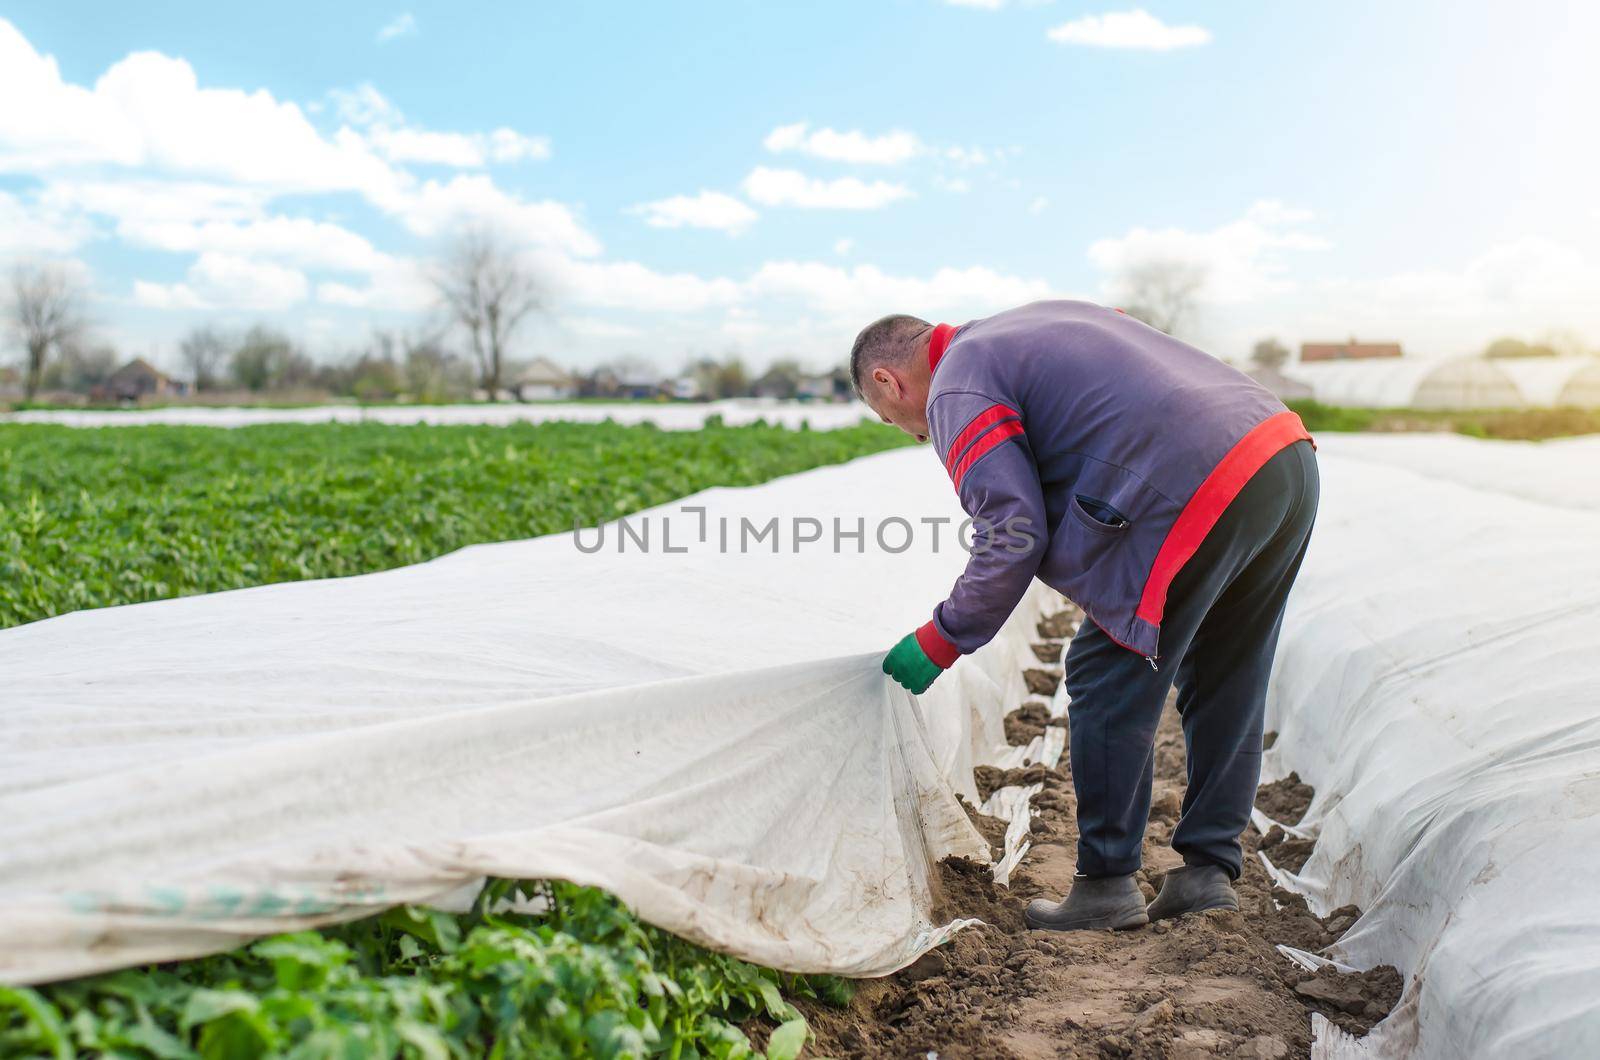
[1146,864,1239,920]
[1024,874,1148,931]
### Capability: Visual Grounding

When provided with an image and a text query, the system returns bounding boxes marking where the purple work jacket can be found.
[913,300,1314,671]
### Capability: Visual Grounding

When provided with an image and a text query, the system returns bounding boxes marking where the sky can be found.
[2,1,1598,375]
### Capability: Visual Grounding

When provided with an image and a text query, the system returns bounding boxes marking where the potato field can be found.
[0,420,907,1058]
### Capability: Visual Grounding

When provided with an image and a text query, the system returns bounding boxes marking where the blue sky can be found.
[2,1,1597,373]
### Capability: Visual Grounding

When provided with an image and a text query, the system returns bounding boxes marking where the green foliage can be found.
[1,882,854,1059]
[1285,398,1600,441]
[1482,336,1560,359]
[1283,399,1377,433]
[0,419,909,629]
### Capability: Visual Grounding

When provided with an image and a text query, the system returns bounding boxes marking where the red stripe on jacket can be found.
[944,404,1020,474]
[927,323,956,373]
[1135,410,1313,626]
[951,419,1026,492]
[915,621,961,668]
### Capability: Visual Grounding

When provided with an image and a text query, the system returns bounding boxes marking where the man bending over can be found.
[852,300,1320,930]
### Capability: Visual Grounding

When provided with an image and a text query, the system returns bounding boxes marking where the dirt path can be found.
[803,603,1399,1059]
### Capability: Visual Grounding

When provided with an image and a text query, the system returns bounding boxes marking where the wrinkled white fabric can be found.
[1310,431,1600,512]
[0,448,1063,984]
[1264,434,1600,1058]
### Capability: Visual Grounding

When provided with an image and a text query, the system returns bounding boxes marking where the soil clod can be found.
[1254,773,1315,827]
[1024,668,1063,697]
[799,604,1401,1058]
[1005,701,1055,745]
[1037,611,1077,639]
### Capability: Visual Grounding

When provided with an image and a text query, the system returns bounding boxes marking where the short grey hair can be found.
[849,314,930,396]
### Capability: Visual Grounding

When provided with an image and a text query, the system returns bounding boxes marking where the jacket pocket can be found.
[1069,494,1131,535]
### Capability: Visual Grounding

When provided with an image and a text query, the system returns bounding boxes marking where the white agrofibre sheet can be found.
[1310,430,1600,512]
[0,447,1063,985]
[1263,434,1600,1058]
[2,399,873,432]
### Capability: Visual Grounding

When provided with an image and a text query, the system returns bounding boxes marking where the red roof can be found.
[1300,342,1402,362]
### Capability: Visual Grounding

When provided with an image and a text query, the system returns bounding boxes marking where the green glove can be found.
[883,632,944,694]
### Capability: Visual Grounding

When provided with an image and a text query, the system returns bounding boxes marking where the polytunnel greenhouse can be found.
[1563,361,1600,405]
[1282,357,1523,409]
[1283,355,1600,409]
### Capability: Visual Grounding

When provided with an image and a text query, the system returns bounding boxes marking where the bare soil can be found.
[799,605,1400,1058]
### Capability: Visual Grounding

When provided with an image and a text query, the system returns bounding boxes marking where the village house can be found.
[797,368,852,403]
[90,358,188,404]
[663,375,705,401]
[1300,339,1403,362]
[511,357,576,401]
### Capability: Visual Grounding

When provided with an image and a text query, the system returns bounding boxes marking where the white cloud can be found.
[943,145,992,167]
[365,126,487,167]
[1029,196,1050,214]
[487,128,550,163]
[1047,10,1211,50]
[1088,199,1327,304]
[743,167,912,210]
[945,0,1006,8]
[328,83,399,127]
[315,257,431,310]
[756,133,994,174]
[1202,237,1600,360]
[134,252,309,311]
[560,317,640,337]
[363,124,550,167]
[540,251,1051,330]
[1079,200,1600,358]
[1323,238,1600,322]
[41,179,265,227]
[0,20,597,325]
[131,279,207,311]
[0,21,141,170]
[0,23,550,214]
[0,25,402,197]
[0,189,96,257]
[0,16,1066,364]
[133,217,390,273]
[333,84,550,167]
[747,261,1052,320]
[933,175,971,193]
[560,317,645,339]
[762,122,923,165]
[37,179,393,278]
[552,259,744,313]
[629,191,757,233]
[377,13,417,43]
[383,175,600,256]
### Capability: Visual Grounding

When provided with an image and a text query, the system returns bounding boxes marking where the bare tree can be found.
[400,331,473,402]
[43,341,118,392]
[179,325,229,391]
[432,228,544,398]
[753,358,804,399]
[228,325,312,392]
[8,264,87,400]
[1250,338,1291,370]
[1115,260,1207,338]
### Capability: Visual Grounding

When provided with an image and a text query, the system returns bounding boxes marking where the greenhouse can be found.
[1283,355,1600,409]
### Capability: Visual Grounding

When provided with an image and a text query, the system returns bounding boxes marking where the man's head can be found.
[850,313,934,442]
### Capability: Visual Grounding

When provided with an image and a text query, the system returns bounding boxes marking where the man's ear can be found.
[872,366,901,400]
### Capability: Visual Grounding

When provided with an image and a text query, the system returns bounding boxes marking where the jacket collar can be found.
[927,323,955,374]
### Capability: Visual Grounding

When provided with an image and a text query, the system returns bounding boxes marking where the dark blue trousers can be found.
[1065,438,1319,879]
